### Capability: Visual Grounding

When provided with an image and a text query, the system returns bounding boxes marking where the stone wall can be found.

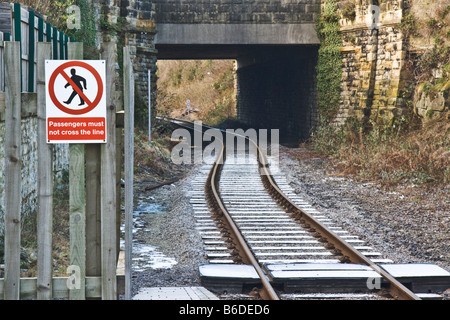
[334,0,408,126]
[414,85,449,122]
[0,116,69,236]
[408,0,449,123]
[95,0,158,108]
[153,0,321,24]
[95,0,323,128]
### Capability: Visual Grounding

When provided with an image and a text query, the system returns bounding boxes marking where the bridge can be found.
[153,0,320,59]
[106,0,322,142]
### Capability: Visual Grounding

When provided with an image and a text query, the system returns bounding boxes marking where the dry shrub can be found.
[156,59,236,125]
[133,129,185,182]
[333,120,449,186]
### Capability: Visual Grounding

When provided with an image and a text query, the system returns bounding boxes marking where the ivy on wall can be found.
[315,0,343,122]
[65,0,98,58]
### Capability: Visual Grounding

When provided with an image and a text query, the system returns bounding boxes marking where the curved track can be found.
[169,118,421,300]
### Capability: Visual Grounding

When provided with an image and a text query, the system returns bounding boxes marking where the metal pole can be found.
[124,46,134,300]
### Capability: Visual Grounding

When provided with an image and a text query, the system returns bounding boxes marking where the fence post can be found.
[36,42,53,300]
[85,144,101,280]
[67,42,86,300]
[123,46,134,300]
[4,41,22,300]
[52,27,57,60]
[38,17,44,42]
[59,31,64,60]
[46,23,51,42]
[12,3,22,91]
[100,42,117,300]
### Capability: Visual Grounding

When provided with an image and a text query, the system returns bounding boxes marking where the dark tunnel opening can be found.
[156,45,319,145]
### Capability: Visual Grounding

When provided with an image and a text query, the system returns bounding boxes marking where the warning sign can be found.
[46,60,106,143]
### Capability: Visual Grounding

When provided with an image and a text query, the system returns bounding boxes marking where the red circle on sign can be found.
[48,61,104,115]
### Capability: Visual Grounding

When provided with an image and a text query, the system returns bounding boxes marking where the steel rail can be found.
[251,139,421,301]
[168,118,280,300]
[168,117,420,300]
[206,146,280,300]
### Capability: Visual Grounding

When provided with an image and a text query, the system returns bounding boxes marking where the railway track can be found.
[169,118,427,300]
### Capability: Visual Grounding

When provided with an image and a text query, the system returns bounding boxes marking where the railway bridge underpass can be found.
[154,23,320,144]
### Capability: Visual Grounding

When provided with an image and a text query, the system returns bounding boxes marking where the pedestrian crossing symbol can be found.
[45,60,107,144]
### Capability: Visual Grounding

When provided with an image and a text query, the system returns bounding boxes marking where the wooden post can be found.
[123,46,134,300]
[148,69,151,145]
[67,42,86,300]
[85,39,101,280]
[84,40,101,283]
[36,42,53,300]
[100,42,117,300]
[85,144,101,278]
[115,126,123,262]
[4,41,22,300]
[69,143,86,300]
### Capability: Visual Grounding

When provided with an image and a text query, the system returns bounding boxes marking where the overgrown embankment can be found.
[311,0,449,187]
[156,60,237,126]
[135,59,239,184]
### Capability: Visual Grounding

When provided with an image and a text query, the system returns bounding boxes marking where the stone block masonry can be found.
[94,0,322,142]
[335,0,408,126]
[91,0,158,108]
[153,0,321,24]
[96,0,323,107]
[92,0,420,137]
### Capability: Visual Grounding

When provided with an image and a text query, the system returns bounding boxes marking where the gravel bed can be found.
[130,165,209,298]
[277,146,449,274]
[130,146,449,299]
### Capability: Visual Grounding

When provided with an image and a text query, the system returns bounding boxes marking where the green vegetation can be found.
[5,0,96,47]
[3,0,74,30]
[315,0,343,122]
[400,12,417,36]
[340,0,356,21]
[4,0,99,59]
[68,0,97,49]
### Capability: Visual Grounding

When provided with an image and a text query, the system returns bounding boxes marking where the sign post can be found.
[46,60,107,144]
